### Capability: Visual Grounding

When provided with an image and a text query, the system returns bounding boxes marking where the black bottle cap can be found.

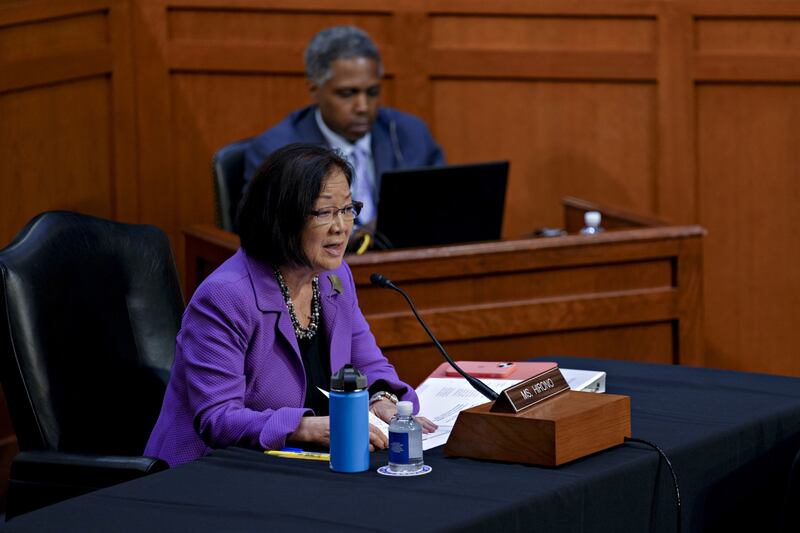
[330,364,368,392]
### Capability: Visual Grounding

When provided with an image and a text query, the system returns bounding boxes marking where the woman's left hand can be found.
[415,416,438,434]
[369,399,439,434]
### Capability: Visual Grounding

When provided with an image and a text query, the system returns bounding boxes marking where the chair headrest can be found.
[0,211,184,454]
[212,138,252,233]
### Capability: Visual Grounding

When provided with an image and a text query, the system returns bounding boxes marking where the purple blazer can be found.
[145,249,418,467]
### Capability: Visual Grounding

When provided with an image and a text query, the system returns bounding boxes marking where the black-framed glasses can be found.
[308,201,363,225]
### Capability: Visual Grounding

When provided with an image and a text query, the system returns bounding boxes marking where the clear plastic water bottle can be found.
[579,211,604,235]
[388,401,423,473]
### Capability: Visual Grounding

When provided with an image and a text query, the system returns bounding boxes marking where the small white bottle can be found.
[579,211,604,235]
[388,401,423,473]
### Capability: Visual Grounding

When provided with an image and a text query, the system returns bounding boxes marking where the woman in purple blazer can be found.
[146,144,434,467]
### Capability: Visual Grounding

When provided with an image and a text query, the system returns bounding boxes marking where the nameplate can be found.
[490,367,569,413]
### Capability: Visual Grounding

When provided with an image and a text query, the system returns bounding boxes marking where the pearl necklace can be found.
[273,267,320,340]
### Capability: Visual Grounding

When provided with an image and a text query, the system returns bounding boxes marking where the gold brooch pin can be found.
[328,274,343,294]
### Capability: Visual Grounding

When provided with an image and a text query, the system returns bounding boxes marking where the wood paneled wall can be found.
[2,2,800,379]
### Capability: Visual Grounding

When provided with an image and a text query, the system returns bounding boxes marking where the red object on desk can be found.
[429,361,558,380]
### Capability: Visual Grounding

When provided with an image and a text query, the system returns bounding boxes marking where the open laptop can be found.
[375,161,509,249]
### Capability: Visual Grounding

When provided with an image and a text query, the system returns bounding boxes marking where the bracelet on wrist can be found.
[369,391,398,405]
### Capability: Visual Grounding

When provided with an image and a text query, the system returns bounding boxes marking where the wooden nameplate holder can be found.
[444,367,631,466]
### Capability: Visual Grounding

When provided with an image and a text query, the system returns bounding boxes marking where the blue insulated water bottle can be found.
[329,364,369,473]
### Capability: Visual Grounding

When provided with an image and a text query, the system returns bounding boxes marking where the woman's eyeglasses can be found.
[308,201,364,225]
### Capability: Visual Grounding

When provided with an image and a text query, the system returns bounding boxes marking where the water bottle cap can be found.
[330,364,368,392]
[584,211,601,228]
[396,401,413,416]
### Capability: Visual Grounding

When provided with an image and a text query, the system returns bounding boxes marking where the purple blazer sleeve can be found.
[145,251,419,467]
[180,281,311,452]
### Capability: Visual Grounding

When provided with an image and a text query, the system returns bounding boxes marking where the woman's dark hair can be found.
[237,143,353,268]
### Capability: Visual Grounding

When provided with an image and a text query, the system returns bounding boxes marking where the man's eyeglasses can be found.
[308,201,363,225]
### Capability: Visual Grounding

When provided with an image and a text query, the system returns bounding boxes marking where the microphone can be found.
[370,273,499,401]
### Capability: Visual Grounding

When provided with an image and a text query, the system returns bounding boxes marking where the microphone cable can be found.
[625,436,681,533]
[372,231,393,250]
[389,117,405,167]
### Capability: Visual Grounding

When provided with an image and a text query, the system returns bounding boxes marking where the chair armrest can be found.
[6,450,169,519]
[11,450,168,485]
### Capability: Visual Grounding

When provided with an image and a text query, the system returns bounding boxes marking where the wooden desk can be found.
[184,204,704,386]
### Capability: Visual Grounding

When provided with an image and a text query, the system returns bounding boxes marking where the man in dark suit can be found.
[243,25,446,229]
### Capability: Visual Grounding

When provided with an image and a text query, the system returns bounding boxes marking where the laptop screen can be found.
[374,161,509,249]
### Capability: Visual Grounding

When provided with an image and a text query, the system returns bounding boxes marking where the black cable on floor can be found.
[625,436,682,533]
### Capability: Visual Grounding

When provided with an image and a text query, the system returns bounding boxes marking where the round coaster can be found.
[377,464,432,477]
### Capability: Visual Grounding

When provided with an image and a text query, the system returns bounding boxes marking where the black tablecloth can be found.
[5,357,800,532]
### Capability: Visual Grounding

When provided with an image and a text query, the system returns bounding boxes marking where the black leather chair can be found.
[0,211,184,519]
[212,137,252,233]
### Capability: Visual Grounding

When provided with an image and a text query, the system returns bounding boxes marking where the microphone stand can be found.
[369,274,631,467]
[370,273,498,401]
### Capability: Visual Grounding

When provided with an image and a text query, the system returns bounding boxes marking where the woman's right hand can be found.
[288,416,330,447]
[368,423,388,451]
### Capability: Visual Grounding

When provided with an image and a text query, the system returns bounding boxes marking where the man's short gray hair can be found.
[304,26,383,85]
